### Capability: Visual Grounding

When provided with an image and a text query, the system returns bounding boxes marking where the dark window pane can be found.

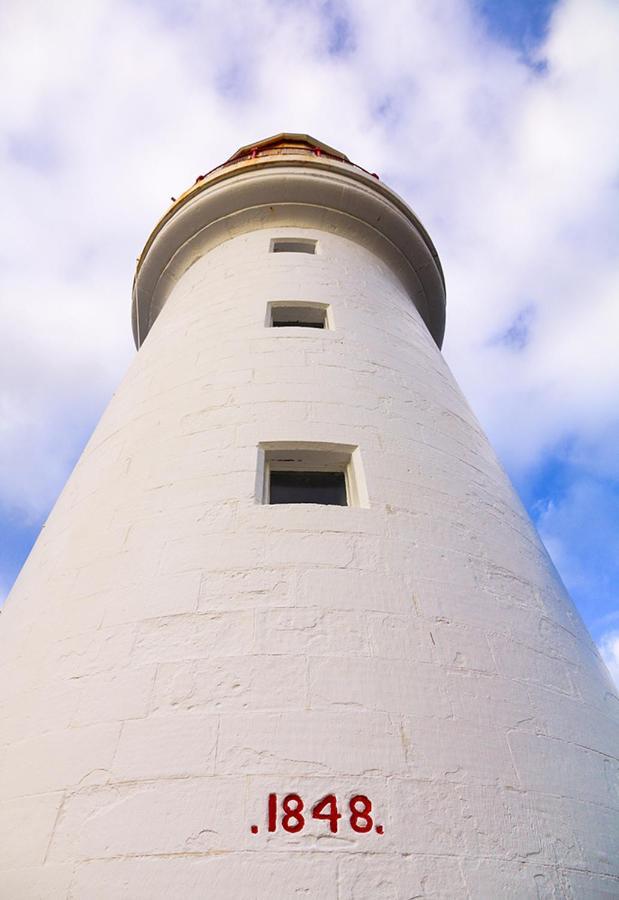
[271,240,316,254]
[271,305,326,328]
[272,320,324,328]
[270,471,347,505]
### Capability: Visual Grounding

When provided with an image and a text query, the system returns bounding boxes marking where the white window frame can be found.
[265,300,333,330]
[269,237,317,254]
[256,442,369,507]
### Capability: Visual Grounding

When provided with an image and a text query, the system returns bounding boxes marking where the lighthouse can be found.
[0,133,617,898]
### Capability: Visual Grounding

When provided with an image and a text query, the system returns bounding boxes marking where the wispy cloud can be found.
[599,631,619,688]
[491,305,536,351]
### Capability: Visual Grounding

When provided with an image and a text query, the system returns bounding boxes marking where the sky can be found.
[0,0,618,682]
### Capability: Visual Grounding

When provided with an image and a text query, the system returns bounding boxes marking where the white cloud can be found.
[599,631,619,689]
[0,0,618,634]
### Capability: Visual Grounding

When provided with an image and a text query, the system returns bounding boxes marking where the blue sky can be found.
[0,0,618,679]
[478,0,556,54]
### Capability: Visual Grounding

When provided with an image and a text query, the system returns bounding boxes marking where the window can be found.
[270,238,317,254]
[268,303,328,329]
[270,471,346,505]
[257,443,369,507]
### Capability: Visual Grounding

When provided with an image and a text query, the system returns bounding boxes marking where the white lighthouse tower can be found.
[0,134,617,899]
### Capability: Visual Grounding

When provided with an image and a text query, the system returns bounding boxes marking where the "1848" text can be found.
[250,793,384,835]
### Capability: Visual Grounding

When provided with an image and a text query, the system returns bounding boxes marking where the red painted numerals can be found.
[312,794,341,833]
[282,793,304,833]
[252,794,382,835]
[349,794,373,833]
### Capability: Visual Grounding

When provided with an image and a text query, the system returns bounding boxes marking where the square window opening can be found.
[269,303,328,329]
[257,443,369,508]
[270,238,317,254]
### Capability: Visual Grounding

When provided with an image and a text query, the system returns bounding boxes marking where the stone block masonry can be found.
[0,135,617,898]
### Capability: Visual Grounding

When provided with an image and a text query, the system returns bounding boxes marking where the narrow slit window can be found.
[258,444,369,507]
[270,304,327,329]
[270,238,317,254]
